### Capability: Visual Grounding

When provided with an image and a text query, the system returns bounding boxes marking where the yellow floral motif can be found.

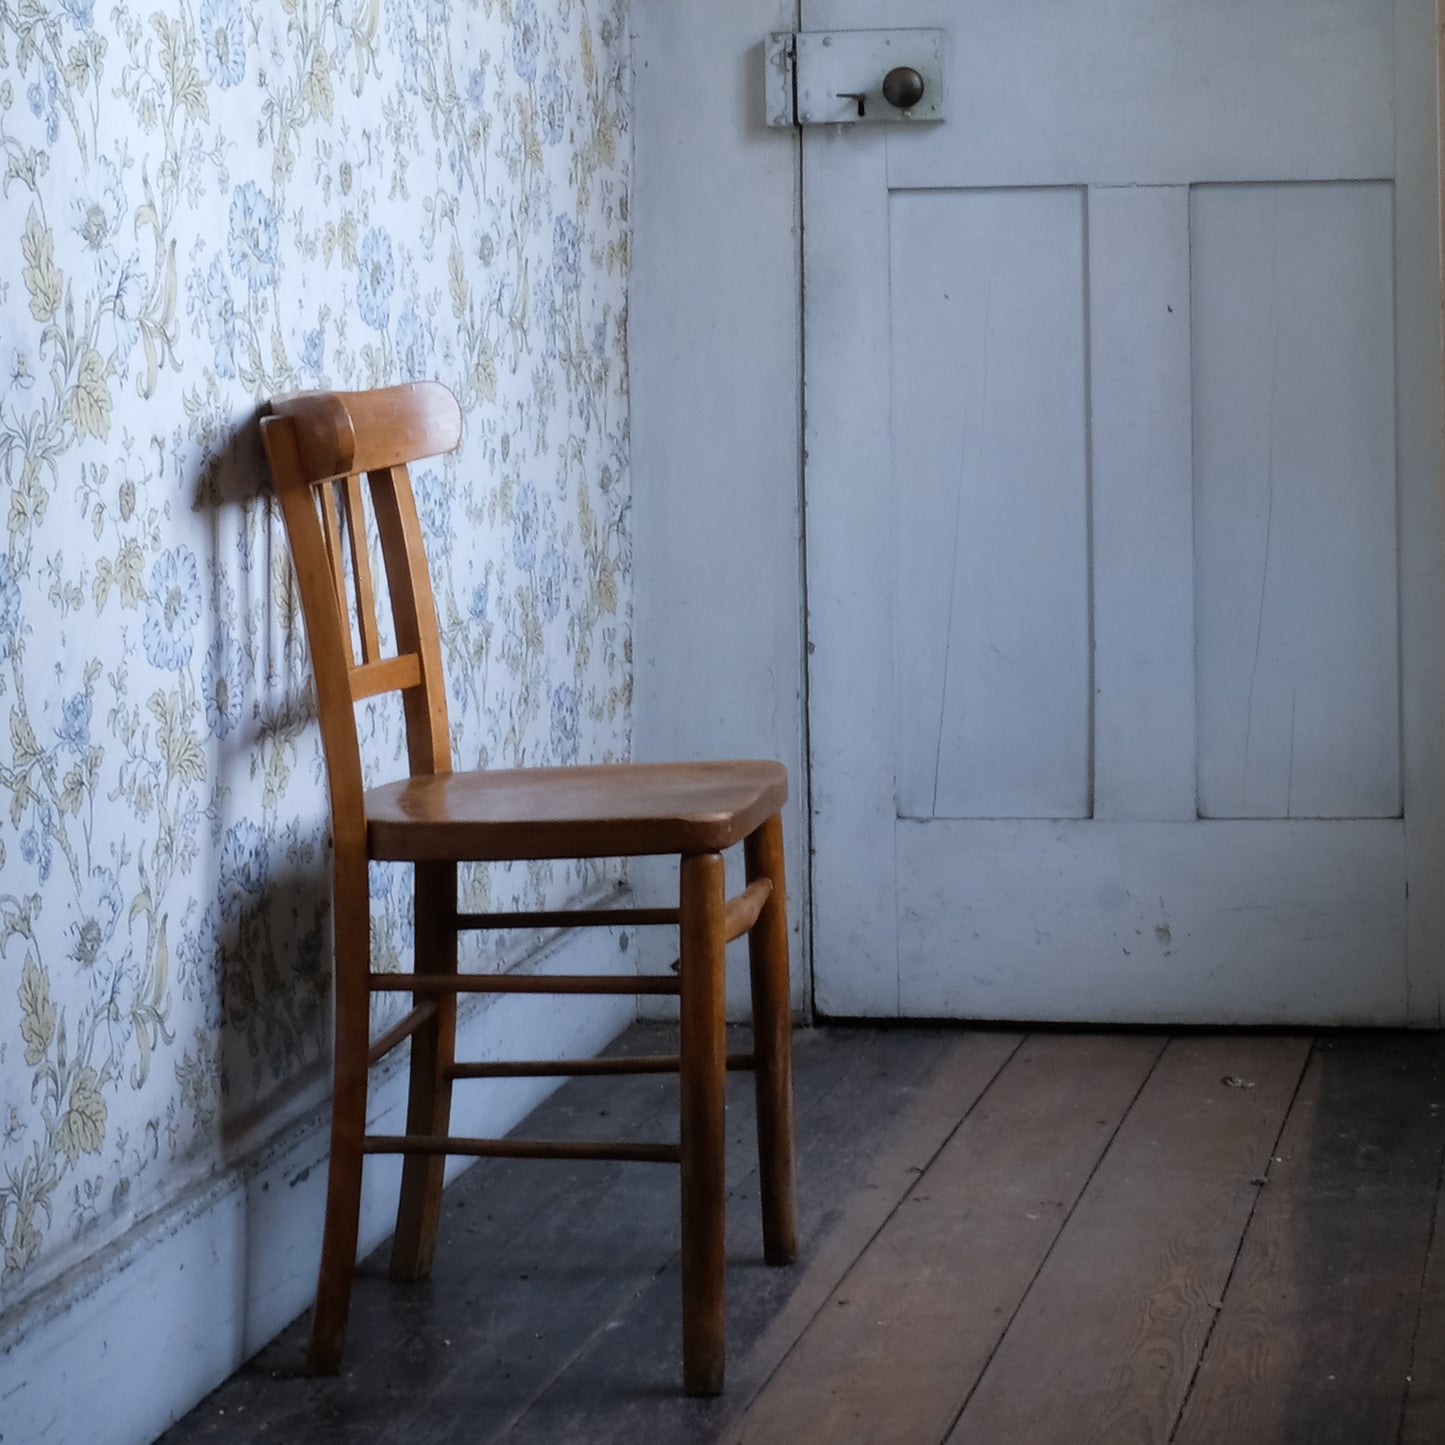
[66,348,112,441]
[57,1066,107,1163]
[20,208,61,322]
[18,956,54,1068]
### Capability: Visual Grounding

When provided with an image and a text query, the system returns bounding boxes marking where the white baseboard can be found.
[0,927,635,1445]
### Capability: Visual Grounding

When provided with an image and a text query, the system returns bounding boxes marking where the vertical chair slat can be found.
[369,464,452,775]
[342,473,384,665]
[317,483,356,670]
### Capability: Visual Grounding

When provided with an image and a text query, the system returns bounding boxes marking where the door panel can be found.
[1192,182,1400,820]
[893,187,1090,820]
[803,0,1442,1022]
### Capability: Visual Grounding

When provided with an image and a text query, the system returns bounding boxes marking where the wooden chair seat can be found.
[366,759,788,861]
[258,380,797,1398]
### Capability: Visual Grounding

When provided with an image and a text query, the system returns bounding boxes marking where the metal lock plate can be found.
[765,29,945,127]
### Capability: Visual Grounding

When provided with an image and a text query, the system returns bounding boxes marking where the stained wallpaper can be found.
[0,0,631,1311]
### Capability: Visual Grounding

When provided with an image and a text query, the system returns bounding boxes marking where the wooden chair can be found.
[258,381,796,1396]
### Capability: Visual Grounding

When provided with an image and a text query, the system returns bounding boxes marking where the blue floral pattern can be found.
[228,182,279,292]
[200,0,246,89]
[143,548,203,671]
[0,0,631,1311]
[550,682,579,764]
[512,0,542,84]
[189,255,237,380]
[219,819,269,918]
[552,214,582,295]
[201,631,245,740]
[539,67,567,145]
[356,226,395,332]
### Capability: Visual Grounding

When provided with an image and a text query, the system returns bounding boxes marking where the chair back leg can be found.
[391,860,460,1280]
[308,863,373,1373]
[679,849,729,1396]
[744,812,798,1266]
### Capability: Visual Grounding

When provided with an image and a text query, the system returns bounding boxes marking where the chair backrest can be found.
[259,382,463,848]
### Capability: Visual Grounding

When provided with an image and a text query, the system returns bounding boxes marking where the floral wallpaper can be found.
[0,0,630,1312]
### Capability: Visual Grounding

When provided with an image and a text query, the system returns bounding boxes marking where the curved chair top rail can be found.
[268,381,463,487]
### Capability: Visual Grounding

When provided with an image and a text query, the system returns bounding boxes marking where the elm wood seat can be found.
[258,380,796,1397]
[365,760,787,860]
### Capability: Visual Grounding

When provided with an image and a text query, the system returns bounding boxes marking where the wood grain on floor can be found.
[158,1024,1445,1445]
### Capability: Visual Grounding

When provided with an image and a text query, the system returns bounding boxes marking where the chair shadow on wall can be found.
[193,408,335,1177]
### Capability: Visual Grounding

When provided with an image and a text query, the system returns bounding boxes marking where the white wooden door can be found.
[804,0,1444,1023]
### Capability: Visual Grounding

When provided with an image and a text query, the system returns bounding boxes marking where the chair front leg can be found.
[679,849,728,1396]
[744,811,797,1265]
[309,850,372,1374]
[391,859,459,1281]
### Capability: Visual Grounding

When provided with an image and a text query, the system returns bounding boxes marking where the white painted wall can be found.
[628,0,810,1016]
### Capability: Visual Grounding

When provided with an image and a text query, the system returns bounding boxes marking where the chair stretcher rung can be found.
[350,653,422,700]
[362,1134,681,1164]
[369,972,680,995]
[446,1051,757,1080]
[659,878,777,976]
[724,878,773,942]
[368,1001,437,1065]
[456,907,681,930]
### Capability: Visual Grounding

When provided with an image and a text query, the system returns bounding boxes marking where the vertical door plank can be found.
[1193,181,1399,821]
[1394,0,1445,1022]
[946,1034,1310,1444]
[803,126,900,1016]
[1179,1035,1445,1445]
[893,187,1090,821]
[725,1034,1164,1445]
[1090,185,1197,821]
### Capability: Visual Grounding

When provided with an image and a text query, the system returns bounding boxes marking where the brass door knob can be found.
[882,66,925,110]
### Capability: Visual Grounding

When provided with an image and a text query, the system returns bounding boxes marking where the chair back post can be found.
[259,409,370,852]
[259,381,464,833]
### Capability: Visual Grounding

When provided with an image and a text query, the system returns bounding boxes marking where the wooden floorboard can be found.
[159,1025,1445,1445]
[726,1033,1163,1445]
[423,1021,915,1444]
[494,1027,1020,1444]
[1404,1099,1445,1445]
[946,1034,1311,1445]
[1177,1034,1445,1445]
